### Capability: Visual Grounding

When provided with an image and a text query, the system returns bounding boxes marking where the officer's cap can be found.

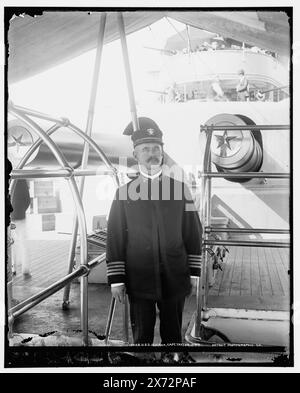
[123,117,164,148]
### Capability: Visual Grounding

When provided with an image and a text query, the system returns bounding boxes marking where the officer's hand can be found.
[190,277,198,296]
[111,284,125,303]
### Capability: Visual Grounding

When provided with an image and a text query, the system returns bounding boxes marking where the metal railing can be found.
[204,172,290,179]
[203,239,290,248]
[8,253,105,323]
[193,123,290,342]
[11,169,115,179]
[200,124,289,132]
[205,228,290,235]
[7,103,121,345]
[8,98,124,345]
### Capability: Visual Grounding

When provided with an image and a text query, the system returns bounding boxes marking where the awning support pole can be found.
[61,12,107,346]
[117,12,139,132]
[117,11,140,343]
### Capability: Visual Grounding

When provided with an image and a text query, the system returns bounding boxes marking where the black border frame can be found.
[3,6,294,368]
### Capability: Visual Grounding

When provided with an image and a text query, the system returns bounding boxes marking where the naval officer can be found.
[106,117,202,348]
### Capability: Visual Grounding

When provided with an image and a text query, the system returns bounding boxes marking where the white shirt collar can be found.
[139,166,162,180]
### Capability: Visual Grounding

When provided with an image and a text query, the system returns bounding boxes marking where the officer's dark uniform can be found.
[106,118,202,345]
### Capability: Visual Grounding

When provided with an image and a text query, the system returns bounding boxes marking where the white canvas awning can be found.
[7,10,290,83]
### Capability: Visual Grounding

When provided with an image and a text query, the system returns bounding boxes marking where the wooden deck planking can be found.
[250,246,262,296]
[278,247,290,271]
[228,246,242,296]
[209,246,289,296]
[264,247,285,296]
[240,246,252,296]
[13,240,70,288]
[28,263,69,288]
[23,251,70,282]
[267,248,289,295]
[212,247,234,295]
[15,243,69,272]
[13,257,67,287]
[24,248,69,275]
[218,247,236,296]
[29,253,70,288]
[27,241,69,262]
[276,248,290,283]
[256,246,273,296]
[277,248,290,292]
[207,266,221,296]
[12,240,291,312]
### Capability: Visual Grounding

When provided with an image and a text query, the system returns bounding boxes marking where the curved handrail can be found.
[8,106,120,189]
[8,102,121,345]
[9,123,61,198]
[8,106,89,344]
[8,107,88,264]
[68,123,119,187]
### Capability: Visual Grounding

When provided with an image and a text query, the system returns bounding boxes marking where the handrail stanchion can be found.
[195,126,213,337]
[203,150,212,311]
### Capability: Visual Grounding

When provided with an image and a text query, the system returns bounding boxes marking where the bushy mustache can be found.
[146,157,160,164]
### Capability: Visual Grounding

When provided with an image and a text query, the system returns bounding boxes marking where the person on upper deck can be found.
[236,69,250,101]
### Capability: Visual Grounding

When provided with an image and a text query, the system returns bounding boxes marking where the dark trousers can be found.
[129,296,185,345]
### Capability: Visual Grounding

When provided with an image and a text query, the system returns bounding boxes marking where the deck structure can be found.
[10,239,290,339]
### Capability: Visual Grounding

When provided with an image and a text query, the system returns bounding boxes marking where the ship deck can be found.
[10,240,290,341]
[208,245,290,310]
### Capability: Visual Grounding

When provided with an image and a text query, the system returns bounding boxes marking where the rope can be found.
[165,17,187,44]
